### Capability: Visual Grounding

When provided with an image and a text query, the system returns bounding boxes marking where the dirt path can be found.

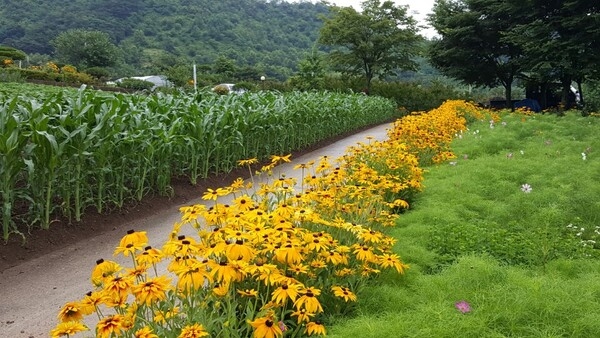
[0,123,392,337]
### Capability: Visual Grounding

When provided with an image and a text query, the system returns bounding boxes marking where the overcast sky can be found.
[326,0,437,38]
[287,0,438,38]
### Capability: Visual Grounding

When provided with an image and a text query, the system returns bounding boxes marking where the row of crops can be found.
[0,87,397,241]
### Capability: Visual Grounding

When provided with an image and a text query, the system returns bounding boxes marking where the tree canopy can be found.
[428,0,600,108]
[52,29,121,69]
[319,0,422,91]
[0,46,27,61]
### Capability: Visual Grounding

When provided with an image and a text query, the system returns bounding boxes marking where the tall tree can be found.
[52,29,120,69]
[318,0,421,91]
[502,0,600,108]
[428,0,524,108]
[290,47,326,90]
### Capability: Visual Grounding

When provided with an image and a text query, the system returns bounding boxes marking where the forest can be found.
[0,0,330,79]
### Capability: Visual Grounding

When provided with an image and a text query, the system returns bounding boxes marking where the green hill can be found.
[0,0,329,79]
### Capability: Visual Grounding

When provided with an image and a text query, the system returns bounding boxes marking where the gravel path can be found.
[0,123,392,337]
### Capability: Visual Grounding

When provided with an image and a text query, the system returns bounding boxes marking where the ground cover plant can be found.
[50,100,480,337]
[0,85,397,242]
[327,109,600,337]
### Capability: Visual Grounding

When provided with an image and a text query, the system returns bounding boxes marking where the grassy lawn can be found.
[327,111,600,337]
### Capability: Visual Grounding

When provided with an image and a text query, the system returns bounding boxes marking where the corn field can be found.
[0,86,396,241]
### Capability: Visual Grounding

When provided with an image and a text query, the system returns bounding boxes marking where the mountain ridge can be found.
[0,0,330,79]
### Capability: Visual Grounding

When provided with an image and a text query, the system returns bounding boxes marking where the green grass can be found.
[327,111,600,337]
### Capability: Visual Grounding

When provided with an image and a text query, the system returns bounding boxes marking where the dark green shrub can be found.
[116,78,154,91]
[4,68,95,84]
[61,71,95,84]
[371,80,465,112]
[234,81,257,91]
[84,67,111,80]
[319,75,464,112]
[0,68,24,82]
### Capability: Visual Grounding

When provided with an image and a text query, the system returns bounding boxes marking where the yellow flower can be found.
[79,290,107,315]
[213,281,230,297]
[237,288,259,297]
[57,301,84,322]
[378,253,409,273]
[202,187,230,201]
[126,264,148,279]
[353,244,376,262]
[232,194,254,212]
[135,326,159,338]
[179,204,206,223]
[359,229,383,244]
[306,321,326,336]
[209,260,243,283]
[132,275,171,305]
[271,283,301,304]
[309,258,327,269]
[291,308,314,323]
[254,263,284,286]
[331,286,357,302]
[91,259,122,287]
[238,158,259,166]
[174,259,213,292]
[115,230,148,256]
[305,233,329,252]
[229,177,246,191]
[163,236,201,257]
[104,275,134,300]
[334,267,354,277]
[274,243,303,265]
[322,250,347,266]
[154,307,180,324]
[96,314,125,338]
[294,287,323,313]
[50,321,88,337]
[178,323,209,338]
[289,263,309,275]
[225,239,255,262]
[250,313,283,338]
[293,163,309,170]
[136,246,164,266]
[270,154,292,164]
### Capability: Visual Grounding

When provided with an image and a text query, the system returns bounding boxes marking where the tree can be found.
[290,47,326,90]
[52,29,120,69]
[502,0,600,109]
[428,0,524,108]
[212,55,237,81]
[318,0,421,91]
[0,46,27,62]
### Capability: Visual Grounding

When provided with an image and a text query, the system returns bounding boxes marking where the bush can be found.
[116,78,154,91]
[84,67,111,80]
[212,84,231,95]
[371,81,466,112]
[4,68,95,84]
[234,81,257,91]
[0,68,24,82]
[318,76,465,112]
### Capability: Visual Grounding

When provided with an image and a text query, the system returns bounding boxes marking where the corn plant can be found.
[0,86,397,241]
[0,97,29,241]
